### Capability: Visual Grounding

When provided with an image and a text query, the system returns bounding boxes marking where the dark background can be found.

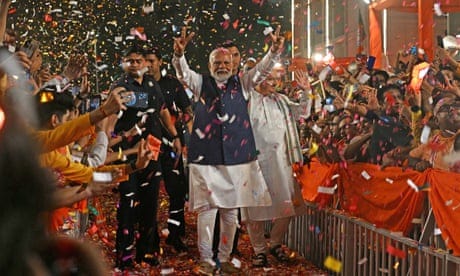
[8,0,291,92]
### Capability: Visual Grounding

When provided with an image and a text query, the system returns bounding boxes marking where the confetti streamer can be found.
[407,179,419,192]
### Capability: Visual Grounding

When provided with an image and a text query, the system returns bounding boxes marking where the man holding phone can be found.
[111,44,181,270]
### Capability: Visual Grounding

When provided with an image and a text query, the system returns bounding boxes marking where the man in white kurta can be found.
[242,67,310,267]
[171,27,285,275]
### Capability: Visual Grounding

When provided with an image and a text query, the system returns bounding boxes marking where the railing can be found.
[267,202,460,275]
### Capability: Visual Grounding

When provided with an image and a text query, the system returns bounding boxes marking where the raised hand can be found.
[269,25,285,54]
[173,27,195,57]
[294,69,310,91]
[62,54,88,81]
[100,87,129,115]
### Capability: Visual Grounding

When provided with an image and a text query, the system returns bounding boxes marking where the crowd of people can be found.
[0,0,459,274]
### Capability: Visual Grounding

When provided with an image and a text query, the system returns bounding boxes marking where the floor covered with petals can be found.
[84,184,327,275]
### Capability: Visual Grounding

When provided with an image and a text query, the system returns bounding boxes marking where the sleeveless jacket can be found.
[188,75,257,165]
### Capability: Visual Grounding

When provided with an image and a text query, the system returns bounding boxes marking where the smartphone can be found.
[19,39,40,58]
[123,91,149,109]
[89,95,101,111]
[366,56,376,71]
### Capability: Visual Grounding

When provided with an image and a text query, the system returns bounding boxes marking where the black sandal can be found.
[252,253,268,267]
[269,245,289,263]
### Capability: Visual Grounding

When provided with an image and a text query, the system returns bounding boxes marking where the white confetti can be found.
[217,113,229,122]
[318,185,337,194]
[228,114,236,124]
[160,268,174,275]
[167,218,181,226]
[385,178,394,184]
[193,156,205,162]
[263,26,274,36]
[358,257,368,265]
[195,128,206,139]
[361,170,371,180]
[231,258,241,268]
[143,3,154,14]
[407,179,419,192]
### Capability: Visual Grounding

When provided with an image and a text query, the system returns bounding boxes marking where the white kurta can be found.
[172,50,281,212]
[242,91,306,221]
[189,161,272,211]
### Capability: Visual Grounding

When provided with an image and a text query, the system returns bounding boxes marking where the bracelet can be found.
[172,134,180,140]
[100,106,108,117]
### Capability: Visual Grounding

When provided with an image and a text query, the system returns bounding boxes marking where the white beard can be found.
[211,71,231,82]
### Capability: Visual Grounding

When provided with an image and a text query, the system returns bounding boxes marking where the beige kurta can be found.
[242,91,306,221]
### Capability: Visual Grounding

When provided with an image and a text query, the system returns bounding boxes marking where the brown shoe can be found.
[220,261,241,274]
[198,261,215,276]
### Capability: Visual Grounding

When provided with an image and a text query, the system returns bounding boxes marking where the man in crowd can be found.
[144,45,192,253]
[171,25,284,275]
[112,44,181,269]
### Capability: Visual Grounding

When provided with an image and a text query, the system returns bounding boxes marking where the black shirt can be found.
[157,74,191,140]
[113,74,165,150]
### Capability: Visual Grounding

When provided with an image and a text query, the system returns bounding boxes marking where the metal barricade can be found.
[269,203,460,275]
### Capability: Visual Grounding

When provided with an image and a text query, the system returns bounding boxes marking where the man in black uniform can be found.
[144,46,193,253]
[112,45,181,269]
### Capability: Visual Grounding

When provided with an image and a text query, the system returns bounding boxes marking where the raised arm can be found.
[241,25,285,93]
[171,27,202,98]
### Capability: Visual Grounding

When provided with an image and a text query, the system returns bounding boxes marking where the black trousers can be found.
[160,150,188,238]
[115,161,161,263]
